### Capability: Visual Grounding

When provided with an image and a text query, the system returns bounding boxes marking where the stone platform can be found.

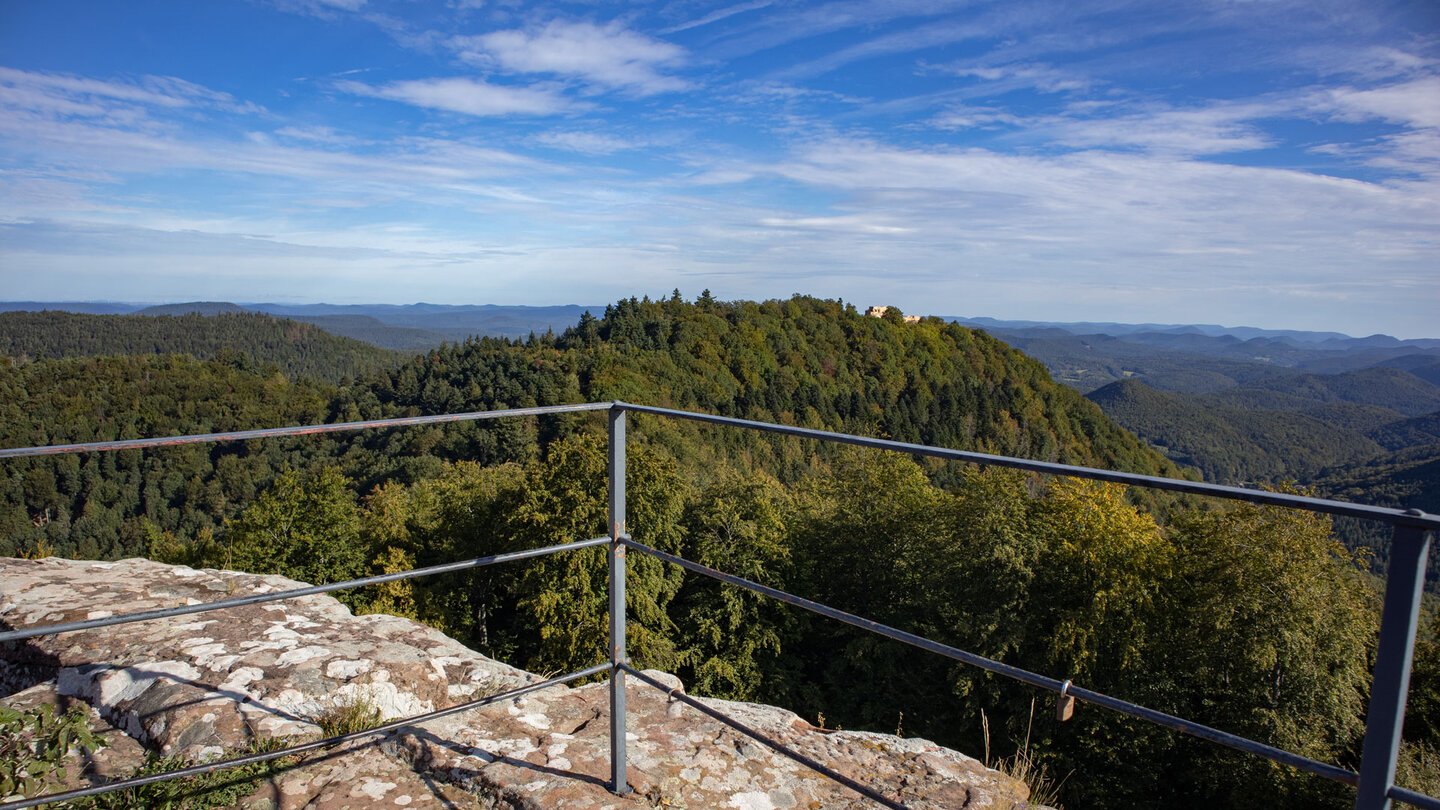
[0,557,1038,809]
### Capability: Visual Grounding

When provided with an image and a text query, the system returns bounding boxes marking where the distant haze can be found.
[3,301,1436,347]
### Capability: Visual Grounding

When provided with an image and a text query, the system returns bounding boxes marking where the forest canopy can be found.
[0,293,1429,808]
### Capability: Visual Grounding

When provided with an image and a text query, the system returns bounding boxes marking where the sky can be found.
[0,1,1437,338]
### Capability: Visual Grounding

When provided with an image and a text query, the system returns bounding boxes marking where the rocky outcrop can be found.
[1,557,1040,808]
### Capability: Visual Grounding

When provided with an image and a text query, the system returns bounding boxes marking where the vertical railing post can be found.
[607,405,632,796]
[1355,514,1432,810]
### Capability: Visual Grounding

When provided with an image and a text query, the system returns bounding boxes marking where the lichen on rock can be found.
[1,557,1043,808]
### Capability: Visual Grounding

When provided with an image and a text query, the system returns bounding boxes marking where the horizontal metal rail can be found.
[6,398,1428,529]
[623,665,907,810]
[1390,785,1440,810]
[0,535,610,643]
[621,537,1062,692]
[622,536,1361,787]
[0,401,612,459]
[0,662,612,810]
[2,401,1432,807]
[617,402,1440,530]
[4,398,1429,528]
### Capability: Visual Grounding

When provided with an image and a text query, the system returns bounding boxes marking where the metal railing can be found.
[0,401,1435,810]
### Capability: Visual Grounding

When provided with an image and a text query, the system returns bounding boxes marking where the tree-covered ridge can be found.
[1371,410,1440,451]
[0,354,342,560]
[0,311,400,383]
[373,294,1181,480]
[0,294,1188,570]
[1315,443,1440,590]
[983,324,1440,396]
[1203,366,1440,417]
[1087,378,1385,483]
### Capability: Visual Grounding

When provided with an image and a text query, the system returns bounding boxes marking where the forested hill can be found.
[0,294,1182,563]
[0,310,399,383]
[366,295,1182,478]
[5,295,1430,809]
[1086,378,1384,483]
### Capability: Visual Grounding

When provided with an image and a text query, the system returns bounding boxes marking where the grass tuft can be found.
[314,693,386,739]
[981,700,1068,809]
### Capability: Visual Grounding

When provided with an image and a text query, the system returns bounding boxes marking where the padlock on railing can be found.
[1057,680,1075,722]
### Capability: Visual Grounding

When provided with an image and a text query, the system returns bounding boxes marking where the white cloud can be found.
[774,18,985,80]
[927,95,1278,156]
[929,103,1022,130]
[451,20,688,95]
[706,0,973,60]
[273,125,365,145]
[1041,104,1277,155]
[0,81,557,215]
[534,130,639,155]
[0,67,259,115]
[759,215,914,234]
[337,77,577,116]
[1296,45,1438,81]
[744,138,1439,293]
[269,0,366,19]
[1297,75,1440,177]
[661,1,775,34]
[1321,76,1440,130]
[925,61,1092,94]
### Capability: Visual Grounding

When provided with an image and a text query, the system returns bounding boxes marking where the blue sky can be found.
[0,0,1436,337]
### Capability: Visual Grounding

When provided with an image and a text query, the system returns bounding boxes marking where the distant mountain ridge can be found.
[1085,378,1385,483]
[964,322,1440,395]
[951,315,1439,347]
[1085,364,1440,477]
[135,302,250,316]
[0,310,398,383]
[0,301,607,351]
[8,303,1435,348]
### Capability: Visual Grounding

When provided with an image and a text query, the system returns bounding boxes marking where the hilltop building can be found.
[865,305,922,323]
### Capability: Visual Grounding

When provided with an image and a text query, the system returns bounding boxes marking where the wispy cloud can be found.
[533,130,643,155]
[268,0,368,20]
[450,20,689,95]
[759,214,915,234]
[336,77,578,117]
[748,137,1438,281]
[0,67,261,115]
[703,0,973,59]
[1298,75,1440,178]
[0,68,560,222]
[1296,45,1438,81]
[773,18,988,80]
[661,1,775,35]
[1041,103,1278,156]
[922,60,1093,94]
[926,95,1279,156]
[929,104,1023,130]
[1321,76,1440,130]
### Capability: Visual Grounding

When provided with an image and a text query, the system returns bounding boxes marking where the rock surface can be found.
[1,557,1040,808]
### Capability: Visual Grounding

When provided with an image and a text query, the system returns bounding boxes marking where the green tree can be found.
[217,468,367,593]
[674,467,794,699]
[781,449,957,729]
[358,461,527,654]
[1114,500,1374,808]
[507,433,688,675]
